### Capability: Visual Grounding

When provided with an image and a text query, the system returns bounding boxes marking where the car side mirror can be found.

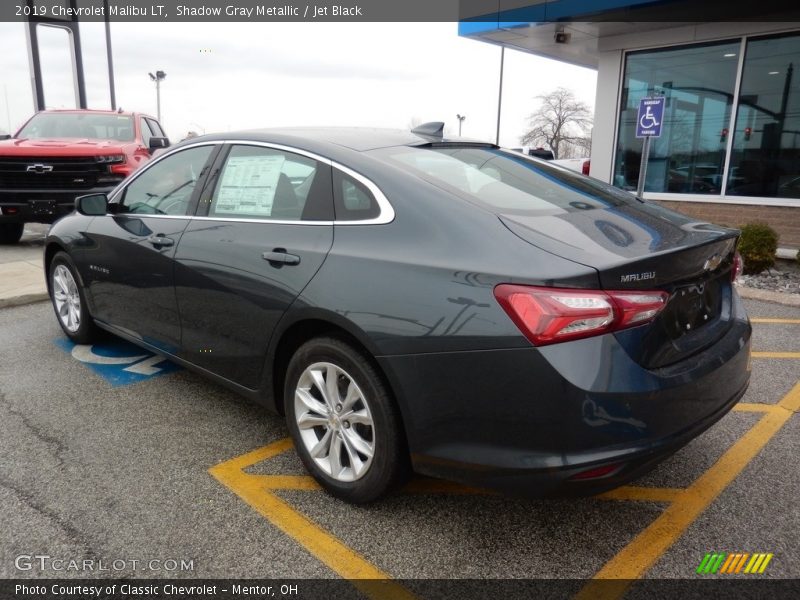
[148,136,170,152]
[76,193,108,216]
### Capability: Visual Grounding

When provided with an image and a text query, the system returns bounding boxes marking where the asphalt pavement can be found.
[0,296,797,592]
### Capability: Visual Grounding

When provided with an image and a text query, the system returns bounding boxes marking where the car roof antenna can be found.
[411,121,445,140]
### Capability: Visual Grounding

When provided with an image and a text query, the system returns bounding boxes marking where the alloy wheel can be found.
[293,362,375,482]
[52,264,81,333]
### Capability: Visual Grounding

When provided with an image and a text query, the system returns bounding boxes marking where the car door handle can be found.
[147,235,174,247]
[262,249,301,266]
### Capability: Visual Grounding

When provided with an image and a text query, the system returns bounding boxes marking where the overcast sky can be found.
[0,22,596,146]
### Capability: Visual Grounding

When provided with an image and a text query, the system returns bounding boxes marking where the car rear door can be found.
[173,142,335,389]
[84,143,219,353]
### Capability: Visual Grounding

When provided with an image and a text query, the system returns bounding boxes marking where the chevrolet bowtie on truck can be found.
[0,109,169,244]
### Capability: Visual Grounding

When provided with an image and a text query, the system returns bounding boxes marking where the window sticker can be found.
[215,154,285,216]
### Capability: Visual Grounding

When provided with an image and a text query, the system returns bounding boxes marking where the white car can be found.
[552,157,590,176]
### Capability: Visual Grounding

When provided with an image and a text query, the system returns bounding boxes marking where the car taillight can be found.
[493,285,669,346]
[732,252,743,282]
[582,159,591,176]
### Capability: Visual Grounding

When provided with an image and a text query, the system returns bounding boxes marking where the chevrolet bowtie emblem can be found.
[26,163,54,174]
[703,253,723,272]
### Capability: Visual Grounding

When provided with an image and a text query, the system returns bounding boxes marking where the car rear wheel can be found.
[0,223,24,244]
[49,251,100,344]
[285,337,409,503]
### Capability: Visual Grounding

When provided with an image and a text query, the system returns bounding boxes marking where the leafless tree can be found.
[521,87,593,159]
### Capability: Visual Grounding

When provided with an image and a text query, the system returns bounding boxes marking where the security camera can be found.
[554,30,570,44]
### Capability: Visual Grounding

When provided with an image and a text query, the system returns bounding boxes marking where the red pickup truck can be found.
[0,109,169,243]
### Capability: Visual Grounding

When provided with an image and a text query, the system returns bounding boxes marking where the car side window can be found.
[118,146,214,215]
[140,118,153,147]
[208,145,327,221]
[146,118,165,138]
[332,169,380,221]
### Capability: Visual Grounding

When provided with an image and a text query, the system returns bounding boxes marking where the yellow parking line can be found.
[222,437,294,470]
[597,486,683,503]
[751,352,800,359]
[733,403,783,414]
[251,474,321,490]
[575,381,800,600]
[209,440,417,600]
[750,318,800,324]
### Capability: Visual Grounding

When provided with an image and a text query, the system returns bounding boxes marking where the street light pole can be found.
[103,0,116,110]
[148,70,166,122]
[456,114,466,137]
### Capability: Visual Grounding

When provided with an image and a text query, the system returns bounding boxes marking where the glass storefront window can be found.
[728,33,800,198]
[614,41,740,195]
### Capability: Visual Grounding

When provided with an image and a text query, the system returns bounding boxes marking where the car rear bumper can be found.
[380,294,752,497]
[0,186,118,224]
[412,376,747,497]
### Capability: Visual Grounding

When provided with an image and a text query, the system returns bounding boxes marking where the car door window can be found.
[140,118,153,147]
[118,146,214,215]
[208,145,324,221]
[145,118,165,138]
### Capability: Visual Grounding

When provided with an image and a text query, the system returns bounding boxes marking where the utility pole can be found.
[456,114,466,136]
[148,70,166,122]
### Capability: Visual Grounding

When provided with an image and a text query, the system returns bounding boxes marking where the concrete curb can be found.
[0,292,50,309]
[736,285,800,307]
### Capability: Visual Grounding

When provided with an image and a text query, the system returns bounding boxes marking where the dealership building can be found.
[461,2,800,250]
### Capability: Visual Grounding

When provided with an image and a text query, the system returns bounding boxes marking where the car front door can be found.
[84,144,218,353]
[173,143,334,389]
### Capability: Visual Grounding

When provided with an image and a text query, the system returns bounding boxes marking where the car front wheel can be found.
[49,251,100,344]
[285,337,409,503]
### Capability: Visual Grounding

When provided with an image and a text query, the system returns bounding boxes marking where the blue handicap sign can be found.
[636,96,665,138]
[54,337,182,387]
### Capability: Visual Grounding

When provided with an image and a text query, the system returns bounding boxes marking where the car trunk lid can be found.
[499,202,740,368]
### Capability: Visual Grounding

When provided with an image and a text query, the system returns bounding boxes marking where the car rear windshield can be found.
[374,146,639,215]
[18,113,135,142]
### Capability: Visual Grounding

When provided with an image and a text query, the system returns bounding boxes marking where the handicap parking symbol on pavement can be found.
[54,337,182,387]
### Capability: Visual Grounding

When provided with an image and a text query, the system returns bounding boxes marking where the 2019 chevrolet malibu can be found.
[44,123,751,503]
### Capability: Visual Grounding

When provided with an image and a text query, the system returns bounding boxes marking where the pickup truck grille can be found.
[0,156,106,189]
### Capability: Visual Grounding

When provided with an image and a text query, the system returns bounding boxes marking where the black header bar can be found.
[2,0,800,23]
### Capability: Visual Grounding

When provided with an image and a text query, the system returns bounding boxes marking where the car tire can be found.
[0,223,24,244]
[284,336,410,503]
[49,251,100,344]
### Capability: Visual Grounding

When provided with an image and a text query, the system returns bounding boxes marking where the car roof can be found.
[194,127,493,153]
[38,109,149,118]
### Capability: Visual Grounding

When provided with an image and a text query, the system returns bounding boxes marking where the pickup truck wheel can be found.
[49,251,100,344]
[0,223,24,244]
